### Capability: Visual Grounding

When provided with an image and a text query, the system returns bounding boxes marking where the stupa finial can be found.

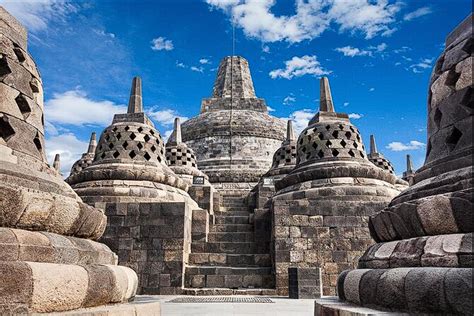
[319,77,335,112]
[87,132,97,154]
[406,154,414,173]
[167,117,182,145]
[286,120,295,142]
[53,154,60,172]
[127,76,143,114]
[370,135,378,155]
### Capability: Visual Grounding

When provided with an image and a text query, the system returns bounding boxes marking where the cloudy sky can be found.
[0,0,470,176]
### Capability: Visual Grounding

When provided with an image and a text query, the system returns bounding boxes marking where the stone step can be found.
[182,288,278,296]
[191,242,268,254]
[188,253,271,266]
[184,266,275,289]
[216,210,250,216]
[211,224,254,233]
[208,231,254,242]
[215,215,250,225]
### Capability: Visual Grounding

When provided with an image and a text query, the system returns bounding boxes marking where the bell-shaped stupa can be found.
[69,132,97,176]
[67,77,196,205]
[181,56,286,194]
[269,77,403,296]
[0,7,137,313]
[334,14,473,315]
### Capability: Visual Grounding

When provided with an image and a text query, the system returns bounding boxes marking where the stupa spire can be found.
[406,154,414,173]
[286,120,295,142]
[127,76,143,114]
[167,117,182,145]
[212,56,256,99]
[87,132,97,154]
[370,135,378,154]
[53,153,60,172]
[319,77,335,112]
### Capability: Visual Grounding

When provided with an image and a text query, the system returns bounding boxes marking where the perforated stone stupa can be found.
[69,132,97,176]
[333,14,473,315]
[0,7,137,313]
[269,77,403,296]
[181,56,286,193]
[66,77,193,205]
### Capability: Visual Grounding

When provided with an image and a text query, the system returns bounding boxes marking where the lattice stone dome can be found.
[367,135,395,174]
[266,120,297,177]
[70,132,97,176]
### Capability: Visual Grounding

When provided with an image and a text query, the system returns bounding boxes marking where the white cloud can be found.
[283,95,296,105]
[162,129,173,141]
[369,87,375,91]
[267,106,276,112]
[205,0,402,43]
[403,7,432,21]
[0,0,77,32]
[409,57,434,73]
[190,66,204,73]
[269,55,330,80]
[147,109,188,126]
[92,28,115,38]
[284,109,315,133]
[348,113,363,119]
[386,140,426,151]
[45,133,88,177]
[176,61,186,68]
[45,90,126,126]
[335,46,372,57]
[199,58,211,64]
[343,102,350,106]
[262,45,270,53]
[151,36,174,51]
[335,42,387,57]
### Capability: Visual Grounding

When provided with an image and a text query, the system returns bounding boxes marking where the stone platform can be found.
[315,297,408,316]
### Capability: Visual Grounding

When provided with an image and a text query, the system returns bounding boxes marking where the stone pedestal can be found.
[0,7,137,314]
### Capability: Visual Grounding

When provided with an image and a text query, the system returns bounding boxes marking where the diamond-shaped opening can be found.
[338,124,344,130]
[150,130,155,135]
[108,142,114,149]
[446,127,463,151]
[137,142,143,150]
[348,150,355,157]
[160,149,164,155]
[113,151,120,158]
[122,141,128,149]
[124,126,130,131]
[360,151,365,158]
[462,37,473,54]
[129,150,137,159]
[138,127,143,133]
[116,132,122,140]
[312,142,318,149]
[356,134,361,142]
[325,140,332,147]
[33,133,42,151]
[112,126,118,132]
[129,132,136,140]
[306,152,311,160]
[301,146,307,153]
[354,142,359,148]
[332,130,339,138]
[433,108,442,127]
[318,133,324,140]
[105,134,110,141]
[332,149,339,157]
[144,152,151,161]
[144,134,151,142]
[15,94,31,119]
[100,152,106,159]
[317,150,324,158]
[325,125,331,131]
[12,45,26,62]
[340,139,347,147]
[445,69,461,88]
[0,56,12,77]
[299,138,304,145]
[0,116,15,141]
[151,145,157,152]
[345,131,352,139]
[30,79,40,93]
[157,156,162,162]
[307,135,312,142]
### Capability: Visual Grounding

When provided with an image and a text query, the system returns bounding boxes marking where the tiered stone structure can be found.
[181,56,286,195]
[70,132,97,176]
[332,14,473,315]
[0,7,137,313]
[67,77,205,295]
[270,77,403,296]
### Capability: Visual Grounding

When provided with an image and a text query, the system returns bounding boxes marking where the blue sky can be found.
[1,0,471,176]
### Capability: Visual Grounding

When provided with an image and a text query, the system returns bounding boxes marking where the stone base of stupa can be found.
[314,297,409,316]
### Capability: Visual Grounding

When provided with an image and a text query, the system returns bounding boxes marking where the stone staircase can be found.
[184,194,276,295]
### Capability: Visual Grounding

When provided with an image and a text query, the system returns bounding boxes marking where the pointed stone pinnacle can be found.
[320,77,335,112]
[127,76,143,114]
[87,132,97,154]
[286,120,295,142]
[53,154,60,172]
[406,154,414,173]
[167,117,182,145]
[370,135,378,154]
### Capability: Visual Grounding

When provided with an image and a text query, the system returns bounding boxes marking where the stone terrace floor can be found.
[50,295,316,316]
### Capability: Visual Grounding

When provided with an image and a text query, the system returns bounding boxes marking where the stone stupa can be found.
[0,7,137,314]
[69,132,97,176]
[332,14,473,315]
[269,77,403,296]
[402,154,415,185]
[181,56,286,195]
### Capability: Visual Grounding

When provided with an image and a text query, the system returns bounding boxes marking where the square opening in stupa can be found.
[0,3,472,316]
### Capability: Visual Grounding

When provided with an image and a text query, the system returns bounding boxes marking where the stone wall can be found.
[101,202,193,295]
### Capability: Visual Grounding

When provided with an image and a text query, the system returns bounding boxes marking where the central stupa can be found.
[181,56,286,193]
